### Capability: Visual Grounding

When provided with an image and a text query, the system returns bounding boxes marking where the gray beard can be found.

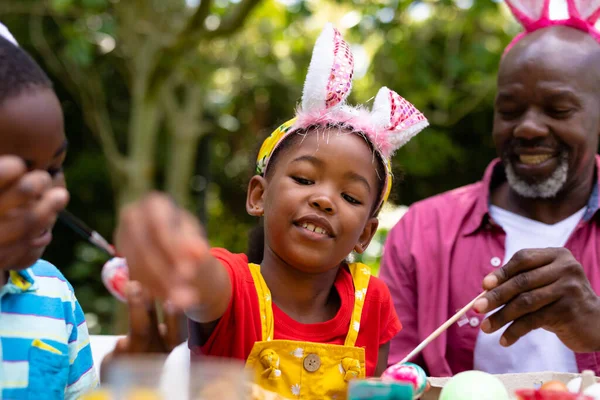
[504,151,569,199]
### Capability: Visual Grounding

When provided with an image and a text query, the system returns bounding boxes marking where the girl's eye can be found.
[342,193,361,205]
[292,176,313,185]
[47,167,63,177]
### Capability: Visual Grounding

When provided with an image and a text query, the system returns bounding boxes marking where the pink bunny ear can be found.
[568,0,600,24]
[505,0,551,29]
[371,87,429,155]
[301,23,354,112]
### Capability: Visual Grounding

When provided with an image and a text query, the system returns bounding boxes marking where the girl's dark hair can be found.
[245,127,388,264]
[0,35,52,106]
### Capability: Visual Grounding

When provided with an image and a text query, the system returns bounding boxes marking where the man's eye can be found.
[292,176,313,185]
[498,109,523,119]
[548,108,573,118]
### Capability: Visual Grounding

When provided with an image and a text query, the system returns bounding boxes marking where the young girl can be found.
[0,24,97,398]
[115,24,428,399]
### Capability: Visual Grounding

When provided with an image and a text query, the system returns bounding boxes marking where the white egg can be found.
[583,383,600,400]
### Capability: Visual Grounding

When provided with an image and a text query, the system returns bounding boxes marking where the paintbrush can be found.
[399,290,488,364]
[58,209,116,257]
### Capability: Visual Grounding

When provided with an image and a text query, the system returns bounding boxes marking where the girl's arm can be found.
[115,193,232,320]
[374,342,391,377]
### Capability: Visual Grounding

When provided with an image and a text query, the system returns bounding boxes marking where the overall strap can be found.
[248,263,274,341]
[344,263,371,347]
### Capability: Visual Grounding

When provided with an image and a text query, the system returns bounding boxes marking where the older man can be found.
[379,23,600,376]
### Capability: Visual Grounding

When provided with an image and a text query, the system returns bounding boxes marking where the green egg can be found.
[440,371,509,400]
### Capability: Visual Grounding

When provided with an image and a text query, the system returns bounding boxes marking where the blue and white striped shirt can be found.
[0,260,98,399]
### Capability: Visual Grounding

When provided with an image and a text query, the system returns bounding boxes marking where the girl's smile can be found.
[294,215,335,238]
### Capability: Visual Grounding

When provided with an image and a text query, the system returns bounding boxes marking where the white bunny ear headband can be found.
[504,0,600,55]
[256,23,429,211]
[0,22,18,46]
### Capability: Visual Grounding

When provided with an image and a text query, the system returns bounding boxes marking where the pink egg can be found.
[382,362,428,399]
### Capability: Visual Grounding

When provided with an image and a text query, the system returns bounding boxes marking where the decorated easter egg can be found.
[439,370,509,400]
[541,381,569,392]
[102,257,129,303]
[381,362,428,399]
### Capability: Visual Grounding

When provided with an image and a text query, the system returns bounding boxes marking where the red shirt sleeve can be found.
[188,248,261,362]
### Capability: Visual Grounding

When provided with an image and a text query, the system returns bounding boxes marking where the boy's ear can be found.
[353,217,379,254]
[247,175,267,217]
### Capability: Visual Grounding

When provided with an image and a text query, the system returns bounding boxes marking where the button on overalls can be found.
[245,262,371,399]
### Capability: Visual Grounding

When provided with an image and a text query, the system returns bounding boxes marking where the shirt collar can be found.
[3,268,38,294]
[464,155,600,236]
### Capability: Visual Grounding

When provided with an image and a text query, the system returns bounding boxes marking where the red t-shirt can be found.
[189,248,402,376]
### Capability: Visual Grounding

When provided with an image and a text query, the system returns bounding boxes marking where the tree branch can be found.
[147,0,261,96]
[206,0,261,38]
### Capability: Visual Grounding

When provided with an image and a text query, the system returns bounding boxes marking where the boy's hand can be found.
[0,156,69,269]
[114,281,183,354]
[100,281,184,382]
[115,193,220,310]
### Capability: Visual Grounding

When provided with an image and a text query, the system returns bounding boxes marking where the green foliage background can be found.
[0,0,518,333]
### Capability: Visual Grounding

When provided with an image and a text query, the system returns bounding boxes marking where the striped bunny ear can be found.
[0,22,18,46]
[568,0,600,24]
[505,0,551,29]
[301,23,354,112]
[370,87,429,157]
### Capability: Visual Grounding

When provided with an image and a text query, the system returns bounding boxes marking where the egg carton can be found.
[424,370,600,400]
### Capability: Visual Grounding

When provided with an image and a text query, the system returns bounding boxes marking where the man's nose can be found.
[514,109,549,140]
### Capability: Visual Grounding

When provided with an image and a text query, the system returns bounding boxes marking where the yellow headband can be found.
[256,119,393,213]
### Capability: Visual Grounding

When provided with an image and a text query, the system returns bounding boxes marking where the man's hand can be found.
[474,248,600,352]
[0,156,68,269]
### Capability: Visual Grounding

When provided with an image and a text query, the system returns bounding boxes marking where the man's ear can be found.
[353,217,379,254]
[247,175,267,217]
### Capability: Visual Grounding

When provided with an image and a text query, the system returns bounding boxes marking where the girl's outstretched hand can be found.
[115,192,231,320]
[115,192,210,309]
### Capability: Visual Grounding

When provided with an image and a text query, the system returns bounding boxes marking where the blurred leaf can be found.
[63,37,94,67]
[50,0,75,13]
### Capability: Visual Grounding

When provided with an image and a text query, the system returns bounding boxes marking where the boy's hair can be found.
[0,35,52,106]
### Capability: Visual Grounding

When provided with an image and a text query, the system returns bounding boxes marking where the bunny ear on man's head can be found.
[301,23,354,113]
[505,0,551,29]
[568,0,600,24]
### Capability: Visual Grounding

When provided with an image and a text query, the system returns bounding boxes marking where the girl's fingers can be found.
[116,204,172,299]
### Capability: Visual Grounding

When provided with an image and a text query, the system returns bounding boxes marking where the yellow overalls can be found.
[245,262,371,400]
